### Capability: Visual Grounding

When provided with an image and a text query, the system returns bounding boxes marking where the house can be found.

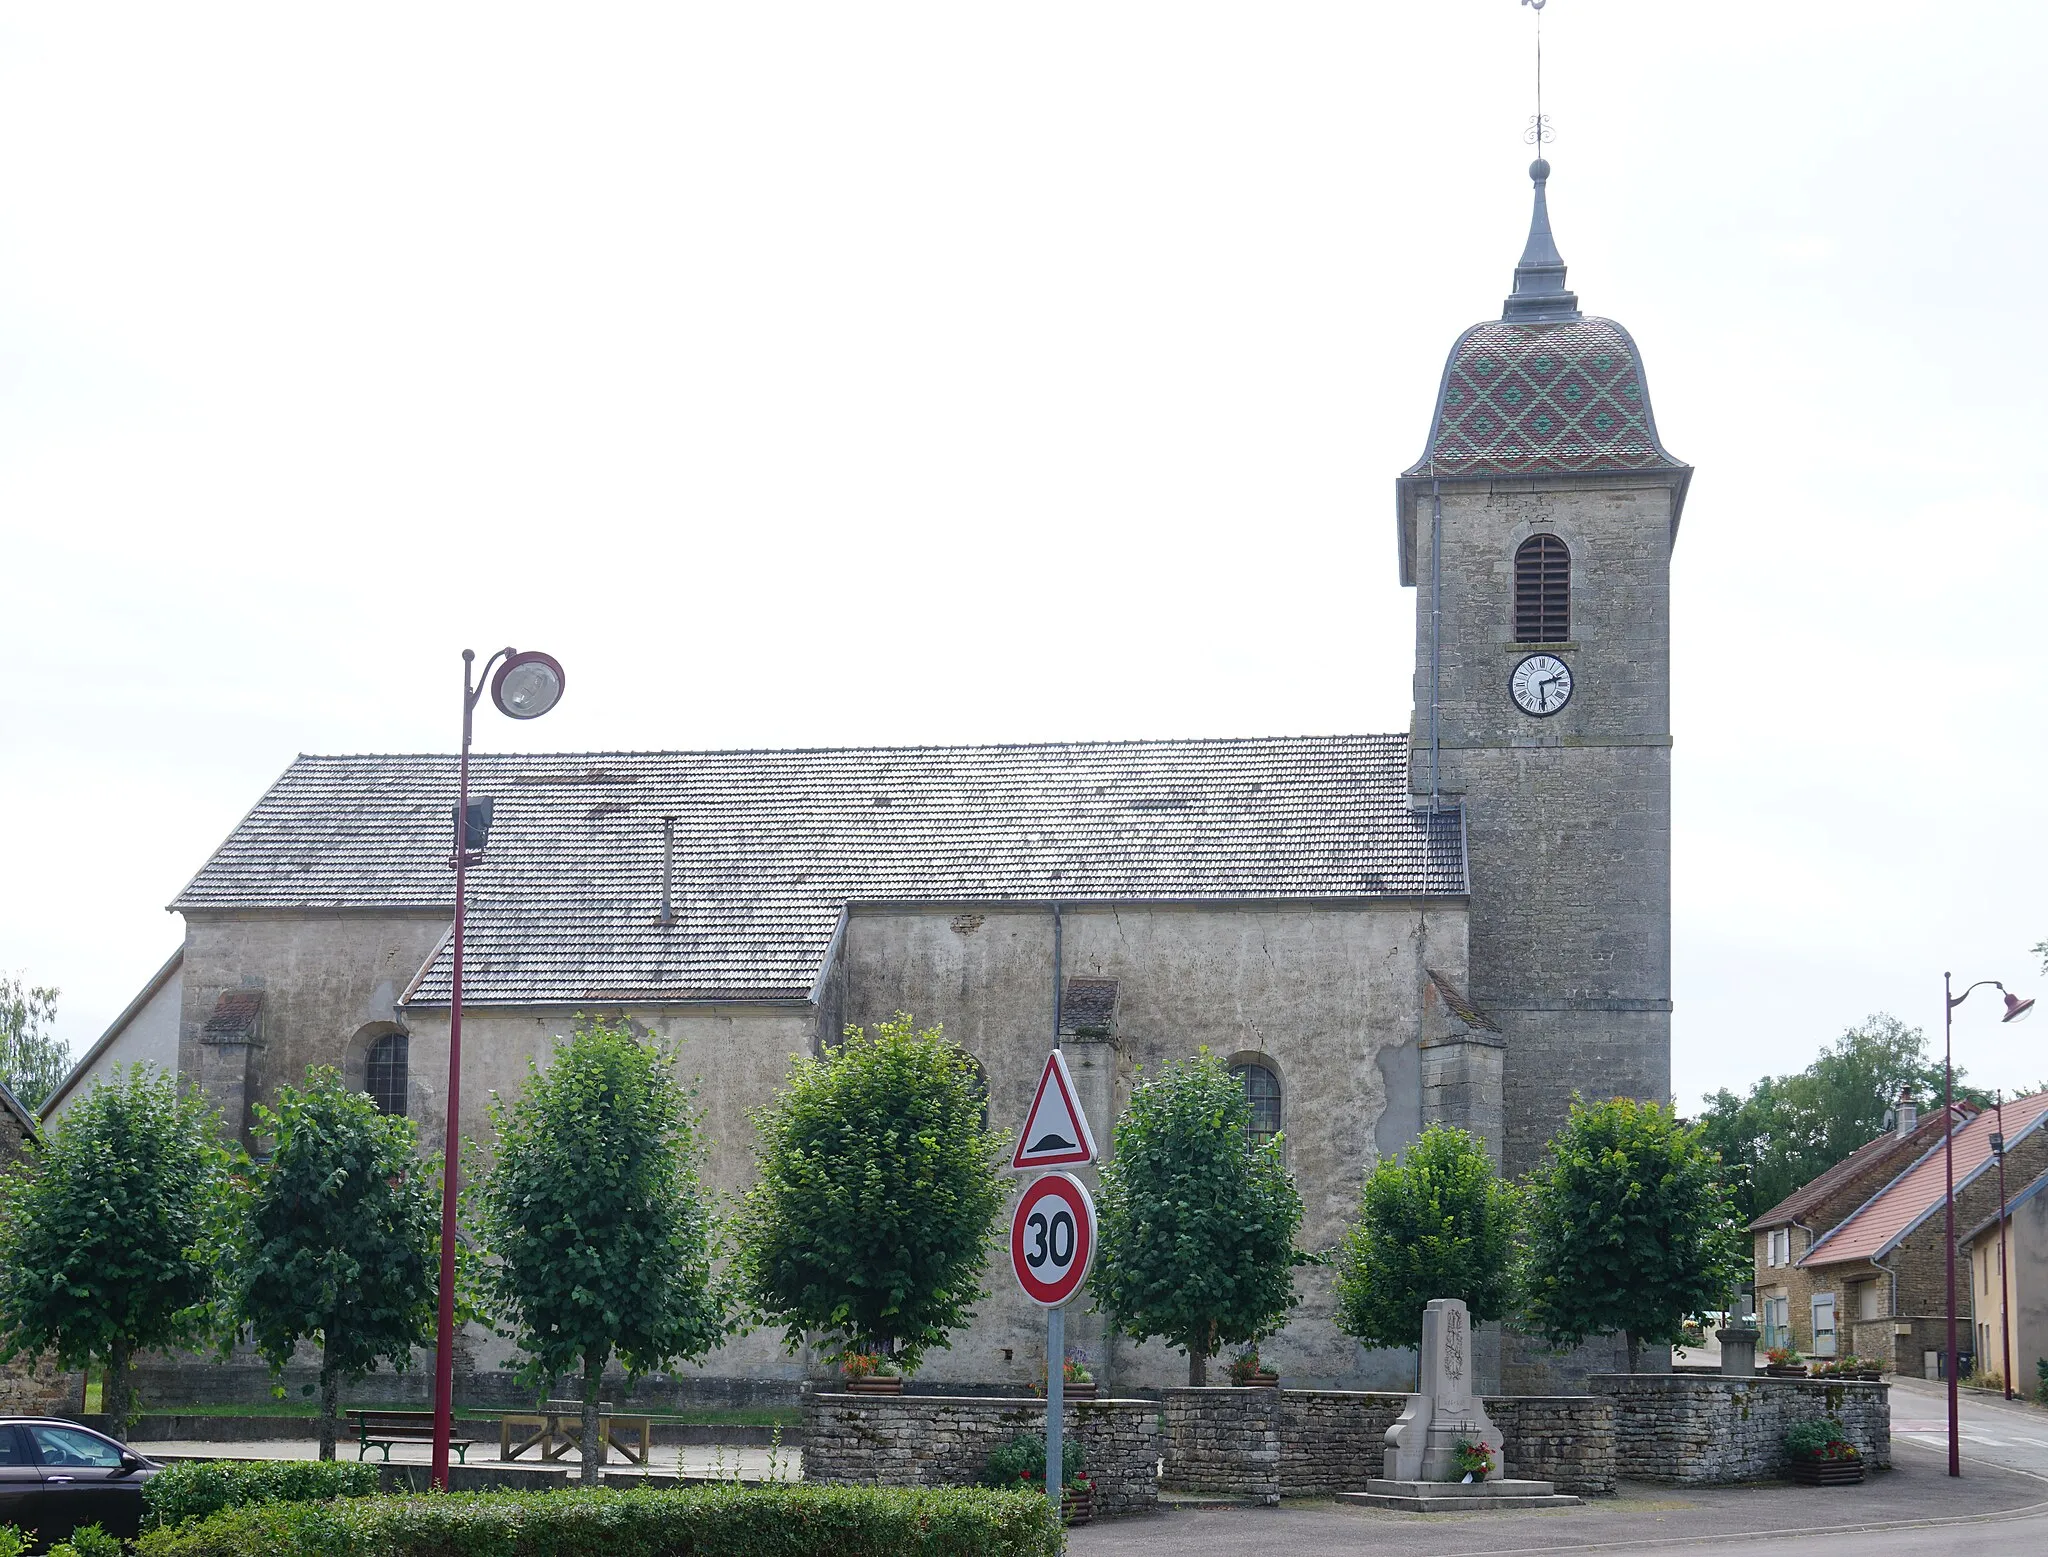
[1961,1159,2048,1395]
[0,1079,36,1167]
[1750,1092,1970,1356]
[1788,1091,2048,1376]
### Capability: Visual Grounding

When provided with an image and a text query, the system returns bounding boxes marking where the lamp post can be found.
[1940,974,2034,1479]
[431,647,566,1490]
[1992,1093,2012,1401]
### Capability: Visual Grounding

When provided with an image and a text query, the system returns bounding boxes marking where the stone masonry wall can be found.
[801,1390,1158,1517]
[0,1350,82,1417]
[1592,1375,1889,1483]
[1169,1389,1617,1498]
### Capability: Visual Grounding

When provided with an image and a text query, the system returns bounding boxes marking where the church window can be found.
[1232,1063,1282,1145]
[1514,534,1570,642]
[366,1032,409,1118]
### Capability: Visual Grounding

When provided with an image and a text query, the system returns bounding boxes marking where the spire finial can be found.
[1504,2,1580,323]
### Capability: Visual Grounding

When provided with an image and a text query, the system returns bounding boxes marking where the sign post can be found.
[1011,1170,1096,1514]
[1011,1052,1099,1517]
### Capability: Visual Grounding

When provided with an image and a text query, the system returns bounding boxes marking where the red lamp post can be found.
[430,647,566,1490]
[1940,975,2034,1479]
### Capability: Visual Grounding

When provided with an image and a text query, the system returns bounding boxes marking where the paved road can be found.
[1073,1382,2048,1555]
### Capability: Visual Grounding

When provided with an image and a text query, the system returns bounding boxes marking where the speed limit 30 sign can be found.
[1010,1172,1096,1308]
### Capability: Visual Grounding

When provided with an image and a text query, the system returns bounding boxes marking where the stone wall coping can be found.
[1589,1374,1887,1393]
[810,1392,1154,1408]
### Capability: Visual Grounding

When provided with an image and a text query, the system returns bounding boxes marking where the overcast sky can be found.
[3,2,2043,1112]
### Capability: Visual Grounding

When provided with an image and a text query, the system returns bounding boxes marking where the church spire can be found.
[1502,158,1581,324]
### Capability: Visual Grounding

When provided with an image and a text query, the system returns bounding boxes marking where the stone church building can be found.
[75,159,1688,1401]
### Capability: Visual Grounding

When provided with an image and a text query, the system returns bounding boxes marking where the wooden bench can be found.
[349,1409,476,1463]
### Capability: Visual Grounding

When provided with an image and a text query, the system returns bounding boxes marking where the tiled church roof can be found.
[173,736,1467,1007]
[1405,316,1682,477]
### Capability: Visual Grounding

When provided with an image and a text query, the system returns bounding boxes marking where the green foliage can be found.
[229,1069,438,1457]
[143,1454,380,1529]
[1091,1050,1304,1384]
[980,1431,1084,1489]
[0,1525,28,1557]
[732,1014,1008,1369]
[1782,1417,1857,1462]
[2036,1356,2048,1406]
[134,1484,1063,1557]
[1696,1014,1983,1221]
[0,974,65,1111]
[469,1019,726,1476]
[1333,1124,1519,1352]
[0,1064,229,1429]
[45,1524,122,1557]
[1522,1096,1748,1371]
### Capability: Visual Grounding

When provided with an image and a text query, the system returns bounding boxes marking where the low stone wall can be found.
[0,1352,81,1417]
[1486,1396,1615,1494]
[801,1390,1158,1516]
[1170,1389,1617,1498]
[1591,1375,1889,1484]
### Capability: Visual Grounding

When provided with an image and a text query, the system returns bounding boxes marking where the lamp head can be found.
[491,650,566,720]
[2003,991,2035,1024]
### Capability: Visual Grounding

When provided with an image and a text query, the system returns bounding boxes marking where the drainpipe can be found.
[1792,1220,1819,1352]
[1869,1248,1901,1373]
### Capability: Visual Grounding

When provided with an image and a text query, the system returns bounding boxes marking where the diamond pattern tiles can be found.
[172,737,1468,1008]
[1405,317,1680,477]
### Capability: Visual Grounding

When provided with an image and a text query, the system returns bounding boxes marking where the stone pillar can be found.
[1716,1325,1760,1378]
[1386,1298,1504,1482]
[194,989,265,1144]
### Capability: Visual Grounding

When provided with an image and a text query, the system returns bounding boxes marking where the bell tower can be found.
[1397,159,1691,1180]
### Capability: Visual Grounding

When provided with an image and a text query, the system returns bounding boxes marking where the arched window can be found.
[365,1031,409,1118]
[1232,1063,1282,1146]
[1514,533,1570,643]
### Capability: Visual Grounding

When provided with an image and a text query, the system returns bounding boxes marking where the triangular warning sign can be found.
[1012,1050,1097,1169]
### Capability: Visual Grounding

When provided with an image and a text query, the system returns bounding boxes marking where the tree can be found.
[1092,1050,1304,1385]
[469,1019,725,1480]
[0,975,66,1110]
[1522,1096,1747,1372]
[1697,1013,1985,1220]
[0,1065,226,1433]
[229,1068,439,1460]
[1333,1124,1518,1358]
[732,1013,1008,1371]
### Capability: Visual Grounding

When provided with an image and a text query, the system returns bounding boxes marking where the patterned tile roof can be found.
[1405,317,1683,478]
[173,736,1468,1007]
[1800,1092,2048,1268]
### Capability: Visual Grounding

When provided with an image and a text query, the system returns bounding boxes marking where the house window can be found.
[1854,1281,1883,1322]
[1762,1296,1790,1350]
[1765,1229,1790,1268]
[365,1032,409,1118]
[1232,1063,1282,1145]
[1514,534,1570,643]
[1810,1294,1837,1358]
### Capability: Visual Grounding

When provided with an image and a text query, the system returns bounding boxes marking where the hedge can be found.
[143,1458,381,1529]
[134,1483,1065,1557]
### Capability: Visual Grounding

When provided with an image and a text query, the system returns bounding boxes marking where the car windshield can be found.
[27,1425,126,1469]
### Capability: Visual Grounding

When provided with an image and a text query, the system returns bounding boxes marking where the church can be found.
[63,158,1688,1400]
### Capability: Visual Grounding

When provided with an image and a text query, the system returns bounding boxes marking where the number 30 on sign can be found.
[1010,1172,1097,1308]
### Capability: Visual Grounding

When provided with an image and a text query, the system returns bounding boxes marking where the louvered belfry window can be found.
[1514,533,1570,642]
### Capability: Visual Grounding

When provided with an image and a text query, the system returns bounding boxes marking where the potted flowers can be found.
[1765,1345,1808,1378]
[1452,1437,1496,1484]
[1062,1348,1098,1401]
[840,1351,903,1394]
[1226,1346,1279,1388]
[1783,1418,1864,1485]
[982,1432,1092,1523]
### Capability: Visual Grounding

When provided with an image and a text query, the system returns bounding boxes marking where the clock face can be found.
[1510,653,1573,717]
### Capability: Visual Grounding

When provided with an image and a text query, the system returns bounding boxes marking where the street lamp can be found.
[1992,1094,2012,1402]
[1940,974,2033,1479]
[431,648,566,1490]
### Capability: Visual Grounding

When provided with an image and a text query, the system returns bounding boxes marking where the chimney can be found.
[1895,1089,1918,1139]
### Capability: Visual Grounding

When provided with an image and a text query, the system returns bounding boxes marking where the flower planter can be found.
[1233,1371,1280,1388]
[1063,1485,1095,1525]
[1788,1457,1864,1486]
[845,1377,904,1395]
[1765,1365,1809,1378]
[1061,1382,1098,1400]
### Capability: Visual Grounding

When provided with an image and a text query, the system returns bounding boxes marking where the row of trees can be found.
[0,1014,1744,1474]
[0,974,66,1109]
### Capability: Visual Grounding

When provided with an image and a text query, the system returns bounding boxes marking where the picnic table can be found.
[500,1399,654,1465]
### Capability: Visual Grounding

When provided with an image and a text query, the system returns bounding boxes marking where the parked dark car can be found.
[0,1420,158,1546]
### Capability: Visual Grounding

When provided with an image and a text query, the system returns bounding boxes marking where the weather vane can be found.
[1522,0,1555,148]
